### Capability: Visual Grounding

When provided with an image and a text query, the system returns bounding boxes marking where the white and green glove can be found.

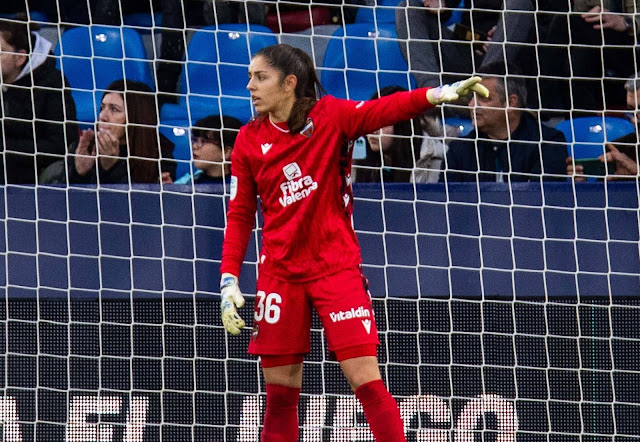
[426,76,490,105]
[220,273,245,335]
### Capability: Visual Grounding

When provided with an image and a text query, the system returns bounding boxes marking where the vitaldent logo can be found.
[329,306,371,323]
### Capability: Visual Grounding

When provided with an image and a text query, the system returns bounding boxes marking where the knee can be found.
[341,356,381,391]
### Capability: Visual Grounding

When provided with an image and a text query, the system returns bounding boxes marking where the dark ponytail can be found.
[254,44,325,133]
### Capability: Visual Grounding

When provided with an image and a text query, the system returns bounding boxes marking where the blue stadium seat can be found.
[321,23,417,101]
[443,116,474,136]
[159,125,192,179]
[54,25,154,123]
[160,24,278,127]
[555,116,635,159]
[355,0,403,24]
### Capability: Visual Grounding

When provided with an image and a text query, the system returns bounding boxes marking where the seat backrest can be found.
[55,25,154,91]
[54,25,154,122]
[444,116,474,137]
[281,24,341,70]
[321,23,417,101]
[181,24,277,99]
[555,116,635,159]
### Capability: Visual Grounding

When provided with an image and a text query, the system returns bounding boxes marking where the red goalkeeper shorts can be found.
[247,266,379,358]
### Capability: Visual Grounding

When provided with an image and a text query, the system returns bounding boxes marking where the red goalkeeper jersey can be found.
[221,88,434,281]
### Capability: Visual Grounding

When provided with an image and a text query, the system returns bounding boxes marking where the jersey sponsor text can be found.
[279,174,318,207]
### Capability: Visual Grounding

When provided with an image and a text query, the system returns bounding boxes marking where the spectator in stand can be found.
[414,114,453,182]
[566,142,638,180]
[442,63,568,182]
[567,75,640,180]
[0,15,78,184]
[396,0,536,89]
[67,79,175,184]
[354,86,422,183]
[173,114,243,184]
[541,0,640,111]
[624,75,640,127]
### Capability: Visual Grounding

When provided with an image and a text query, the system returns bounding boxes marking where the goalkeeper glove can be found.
[220,273,245,335]
[426,76,490,105]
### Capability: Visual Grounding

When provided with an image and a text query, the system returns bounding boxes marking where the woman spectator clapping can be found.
[67,79,175,184]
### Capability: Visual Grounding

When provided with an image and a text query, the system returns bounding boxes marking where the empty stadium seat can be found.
[54,25,154,123]
[355,0,403,24]
[444,116,474,136]
[280,24,341,68]
[321,23,417,101]
[160,24,277,127]
[555,116,635,159]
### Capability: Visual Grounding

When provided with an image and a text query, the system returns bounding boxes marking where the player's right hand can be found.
[220,273,246,335]
[426,76,489,105]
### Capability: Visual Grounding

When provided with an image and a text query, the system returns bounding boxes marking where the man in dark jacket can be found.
[0,16,78,184]
[396,0,536,88]
[442,64,569,183]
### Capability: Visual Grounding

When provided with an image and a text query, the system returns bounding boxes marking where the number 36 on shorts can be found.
[255,291,282,324]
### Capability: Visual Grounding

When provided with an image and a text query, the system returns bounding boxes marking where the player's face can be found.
[192,134,227,176]
[469,77,507,133]
[247,55,289,117]
[0,33,26,85]
[367,125,395,152]
[97,92,127,144]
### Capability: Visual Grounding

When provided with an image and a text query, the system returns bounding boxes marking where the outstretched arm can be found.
[335,77,489,140]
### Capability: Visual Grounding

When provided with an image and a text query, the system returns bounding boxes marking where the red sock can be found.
[260,384,301,442]
[355,379,406,442]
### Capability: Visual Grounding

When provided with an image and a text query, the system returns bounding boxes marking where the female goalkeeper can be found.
[219,43,487,441]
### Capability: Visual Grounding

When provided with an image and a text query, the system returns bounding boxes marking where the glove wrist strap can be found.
[220,275,237,291]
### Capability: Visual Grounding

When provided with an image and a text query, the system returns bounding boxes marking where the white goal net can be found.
[0,0,639,440]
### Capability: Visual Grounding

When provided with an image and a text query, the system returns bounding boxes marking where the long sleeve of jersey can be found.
[220,129,258,278]
[331,88,433,140]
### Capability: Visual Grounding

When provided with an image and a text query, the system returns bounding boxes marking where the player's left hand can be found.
[427,76,490,105]
[220,273,246,335]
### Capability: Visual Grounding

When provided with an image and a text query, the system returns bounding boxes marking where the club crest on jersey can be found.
[300,118,314,138]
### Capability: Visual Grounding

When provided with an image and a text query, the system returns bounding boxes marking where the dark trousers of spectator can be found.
[94,0,185,101]
[539,13,638,112]
[204,1,268,25]
[396,0,535,88]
